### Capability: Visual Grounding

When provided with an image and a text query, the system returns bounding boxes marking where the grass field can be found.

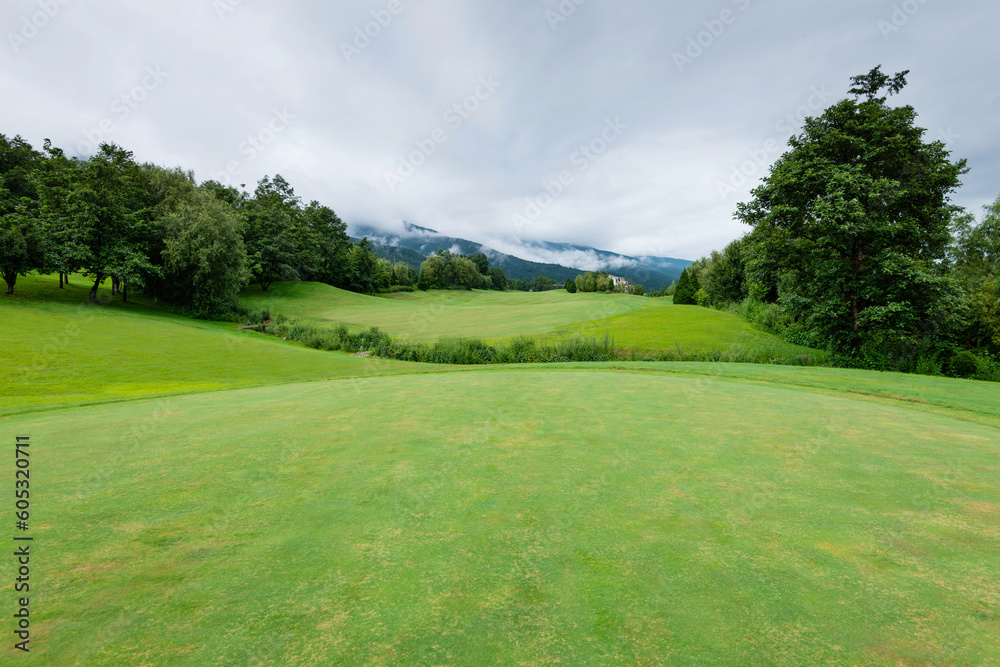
[243,282,653,343]
[0,275,432,417]
[3,275,999,664]
[242,282,823,362]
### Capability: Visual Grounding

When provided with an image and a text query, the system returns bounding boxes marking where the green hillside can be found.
[241,281,821,362]
[242,282,654,343]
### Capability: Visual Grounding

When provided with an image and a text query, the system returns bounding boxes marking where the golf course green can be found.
[3,274,998,665]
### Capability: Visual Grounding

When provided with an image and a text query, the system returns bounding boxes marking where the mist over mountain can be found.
[350,222,692,288]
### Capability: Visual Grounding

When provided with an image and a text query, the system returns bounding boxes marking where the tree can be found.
[488,266,507,291]
[70,144,151,302]
[531,275,556,292]
[0,212,45,294]
[347,238,379,294]
[470,252,489,276]
[673,267,699,305]
[300,201,350,286]
[737,66,967,353]
[160,190,249,312]
[0,135,46,293]
[565,278,577,293]
[951,197,1000,353]
[243,176,300,291]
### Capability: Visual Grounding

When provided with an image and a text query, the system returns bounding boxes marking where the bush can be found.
[946,350,980,379]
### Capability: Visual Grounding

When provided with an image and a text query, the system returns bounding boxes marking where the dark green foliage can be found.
[531,275,557,292]
[471,252,489,276]
[737,66,967,354]
[160,190,248,312]
[946,350,980,379]
[417,249,494,290]
[255,317,618,365]
[489,266,507,291]
[565,278,577,293]
[70,144,157,302]
[573,271,612,293]
[243,176,301,291]
[346,238,380,294]
[0,213,45,294]
[673,267,700,305]
[0,136,46,293]
[950,199,1000,354]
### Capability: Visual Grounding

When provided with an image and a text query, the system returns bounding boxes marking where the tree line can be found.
[672,67,1000,377]
[0,137,571,309]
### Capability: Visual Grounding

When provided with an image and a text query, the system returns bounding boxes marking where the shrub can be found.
[946,350,980,379]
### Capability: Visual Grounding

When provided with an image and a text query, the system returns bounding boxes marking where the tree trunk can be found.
[89,274,103,303]
[3,272,15,295]
[850,246,864,330]
[121,279,127,303]
[111,276,119,296]
[59,272,64,289]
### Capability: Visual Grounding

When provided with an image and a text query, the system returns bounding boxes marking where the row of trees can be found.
[564,271,646,295]
[1,136,582,308]
[677,67,1000,368]
[416,250,509,290]
[0,135,401,311]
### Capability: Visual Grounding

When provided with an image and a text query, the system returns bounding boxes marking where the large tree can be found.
[160,189,249,312]
[70,144,155,302]
[0,135,46,294]
[737,67,967,352]
[950,197,1000,353]
[243,176,300,291]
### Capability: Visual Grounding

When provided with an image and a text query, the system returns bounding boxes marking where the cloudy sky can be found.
[2,0,997,263]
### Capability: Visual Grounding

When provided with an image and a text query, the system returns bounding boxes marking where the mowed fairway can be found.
[244,282,659,343]
[550,303,818,357]
[242,282,821,362]
[4,366,999,664]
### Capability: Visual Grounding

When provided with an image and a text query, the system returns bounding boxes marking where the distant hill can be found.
[351,223,691,288]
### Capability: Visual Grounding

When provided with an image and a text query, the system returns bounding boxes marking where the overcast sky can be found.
[2,0,997,262]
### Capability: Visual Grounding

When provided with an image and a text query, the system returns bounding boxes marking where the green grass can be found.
[0,275,434,417]
[4,366,998,665]
[242,282,658,343]
[242,282,825,363]
[551,302,822,359]
[3,274,998,664]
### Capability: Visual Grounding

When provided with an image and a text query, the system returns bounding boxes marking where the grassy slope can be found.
[4,368,998,665]
[0,275,434,417]
[242,282,822,361]
[550,303,819,357]
[243,282,655,343]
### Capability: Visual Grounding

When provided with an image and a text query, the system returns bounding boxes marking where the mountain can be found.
[350,223,691,288]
